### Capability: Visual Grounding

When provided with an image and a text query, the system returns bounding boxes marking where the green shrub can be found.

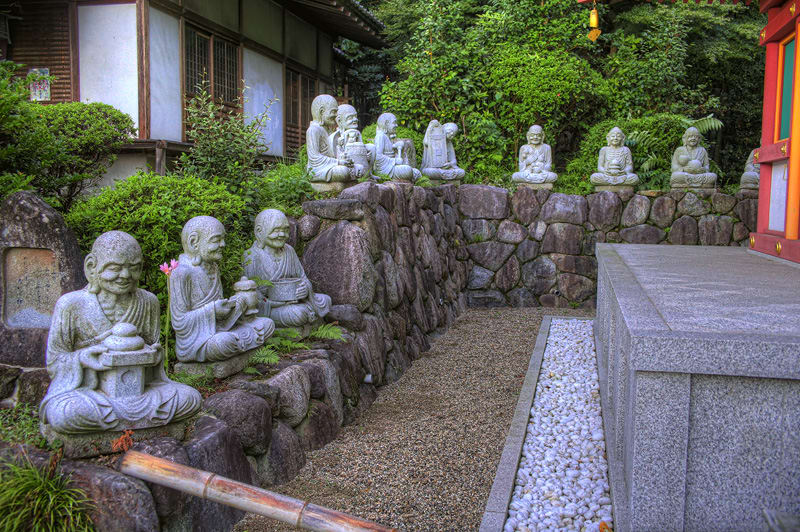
[0,404,49,449]
[0,455,95,532]
[1,173,34,201]
[65,172,249,299]
[361,123,425,161]
[254,160,317,219]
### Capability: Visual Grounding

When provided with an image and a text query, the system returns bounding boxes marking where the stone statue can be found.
[421,120,465,183]
[740,149,760,190]
[330,103,376,180]
[590,127,639,188]
[306,94,361,192]
[243,209,331,331]
[170,216,274,366]
[374,112,420,182]
[39,231,201,436]
[670,127,717,189]
[512,125,558,188]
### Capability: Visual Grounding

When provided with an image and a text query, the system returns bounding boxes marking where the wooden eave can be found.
[282,0,386,48]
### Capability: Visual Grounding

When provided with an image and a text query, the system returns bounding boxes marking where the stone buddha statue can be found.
[306,94,361,192]
[590,127,639,188]
[421,120,465,183]
[243,209,331,331]
[740,149,760,190]
[170,216,274,365]
[330,103,376,180]
[670,127,717,189]
[40,231,201,436]
[512,125,558,188]
[373,112,421,182]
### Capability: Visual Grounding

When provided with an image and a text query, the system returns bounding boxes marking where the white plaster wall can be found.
[149,8,182,141]
[243,48,284,157]
[93,153,151,191]
[78,4,139,131]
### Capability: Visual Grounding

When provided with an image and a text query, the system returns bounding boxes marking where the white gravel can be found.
[505,318,612,532]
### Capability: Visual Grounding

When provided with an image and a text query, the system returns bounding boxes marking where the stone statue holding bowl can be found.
[512,125,558,188]
[590,126,639,188]
[374,112,420,182]
[670,126,717,189]
[330,103,376,181]
[244,209,331,332]
[306,94,361,192]
[39,231,201,442]
[170,216,274,375]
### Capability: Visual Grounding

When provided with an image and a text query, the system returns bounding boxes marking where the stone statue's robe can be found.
[170,254,269,362]
[306,120,341,182]
[671,146,717,187]
[741,149,760,189]
[40,288,200,434]
[244,244,331,328]
[421,130,465,181]
[591,146,639,185]
[512,144,558,183]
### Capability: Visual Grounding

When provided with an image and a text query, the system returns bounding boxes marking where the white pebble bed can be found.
[504,318,612,532]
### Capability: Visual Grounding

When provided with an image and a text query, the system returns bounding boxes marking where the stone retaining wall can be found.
[459,185,758,309]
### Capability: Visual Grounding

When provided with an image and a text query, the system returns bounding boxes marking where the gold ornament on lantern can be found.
[588,1,601,42]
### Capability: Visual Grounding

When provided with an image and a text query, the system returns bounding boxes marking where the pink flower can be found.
[159,259,179,276]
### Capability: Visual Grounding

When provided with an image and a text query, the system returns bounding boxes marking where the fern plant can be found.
[247,324,346,367]
[308,323,346,341]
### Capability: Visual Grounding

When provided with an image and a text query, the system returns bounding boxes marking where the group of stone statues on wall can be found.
[40,210,331,447]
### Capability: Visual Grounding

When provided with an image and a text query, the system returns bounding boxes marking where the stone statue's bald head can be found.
[377,113,397,133]
[311,94,338,123]
[683,126,701,145]
[181,216,226,265]
[255,209,289,249]
[85,231,142,294]
[607,127,625,145]
[336,104,358,130]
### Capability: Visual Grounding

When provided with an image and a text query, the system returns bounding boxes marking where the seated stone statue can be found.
[170,216,274,363]
[512,125,558,186]
[244,209,331,329]
[40,231,201,435]
[374,112,420,182]
[590,127,639,187]
[670,127,717,188]
[740,148,760,190]
[306,94,361,190]
[421,120,466,182]
[330,103,376,180]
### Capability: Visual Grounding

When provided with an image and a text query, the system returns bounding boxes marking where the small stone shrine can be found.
[306,94,363,193]
[511,125,558,189]
[590,126,639,191]
[373,112,420,182]
[170,216,275,378]
[0,192,85,368]
[244,209,332,336]
[740,148,761,190]
[421,120,466,185]
[39,231,201,457]
[670,126,718,190]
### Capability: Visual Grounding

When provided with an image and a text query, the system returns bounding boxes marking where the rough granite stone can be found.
[468,265,494,290]
[507,287,539,307]
[466,290,506,307]
[203,390,272,454]
[458,185,509,219]
[669,216,699,245]
[461,219,497,243]
[649,196,677,228]
[734,198,759,232]
[304,358,344,426]
[522,256,557,295]
[711,193,736,214]
[496,220,528,244]
[511,186,541,224]
[620,224,665,244]
[355,315,386,385]
[515,239,540,263]
[16,368,49,406]
[301,199,365,220]
[529,220,548,241]
[587,191,622,231]
[174,351,251,379]
[256,420,306,487]
[295,400,340,452]
[297,215,322,241]
[621,195,651,227]
[325,304,364,331]
[129,437,192,522]
[677,192,710,217]
[495,256,521,293]
[698,215,734,246]
[302,221,376,312]
[541,223,583,255]
[732,221,750,242]
[227,379,280,410]
[0,364,21,398]
[557,273,595,302]
[540,193,588,225]
[338,181,380,209]
[266,365,311,427]
[550,254,597,278]
[467,242,516,271]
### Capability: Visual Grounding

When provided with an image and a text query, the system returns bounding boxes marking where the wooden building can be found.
[1,0,384,185]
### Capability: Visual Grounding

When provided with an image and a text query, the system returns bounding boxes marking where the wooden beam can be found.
[136,0,150,139]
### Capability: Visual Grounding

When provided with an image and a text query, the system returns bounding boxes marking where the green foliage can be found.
[0,455,95,532]
[253,160,317,219]
[249,324,345,366]
[249,346,280,366]
[361,123,425,160]
[65,172,248,300]
[169,369,215,390]
[0,404,49,449]
[1,173,34,201]
[308,323,346,341]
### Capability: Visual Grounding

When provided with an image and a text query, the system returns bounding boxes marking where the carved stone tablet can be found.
[4,248,62,328]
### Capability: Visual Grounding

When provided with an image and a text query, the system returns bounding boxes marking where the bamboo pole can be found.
[119,450,397,532]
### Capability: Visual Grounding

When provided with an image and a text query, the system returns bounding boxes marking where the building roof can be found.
[285,0,386,48]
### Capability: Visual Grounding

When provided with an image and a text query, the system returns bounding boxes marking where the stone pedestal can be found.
[671,186,716,194]
[174,350,253,379]
[309,181,355,194]
[594,185,633,193]
[41,419,190,458]
[429,179,461,187]
[595,244,800,532]
[516,182,553,190]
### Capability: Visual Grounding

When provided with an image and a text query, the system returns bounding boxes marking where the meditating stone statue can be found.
[244,209,331,333]
[512,125,558,188]
[421,120,465,184]
[590,127,639,189]
[40,231,201,439]
[170,216,274,376]
[740,149,761,190]
[670,127,717,189]
[374,112,420,182]
[331,103,376,180]
[306,94,361,193]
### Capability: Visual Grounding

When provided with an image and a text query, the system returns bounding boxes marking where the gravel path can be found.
[234,307,592,532]
[505,319,611,532]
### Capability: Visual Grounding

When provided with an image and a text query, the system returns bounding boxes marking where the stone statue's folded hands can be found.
[214,299,234,319]
[79,344,111,371]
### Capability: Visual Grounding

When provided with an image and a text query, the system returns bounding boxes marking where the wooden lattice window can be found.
[285,69,317,155]
[184,25,239,106]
